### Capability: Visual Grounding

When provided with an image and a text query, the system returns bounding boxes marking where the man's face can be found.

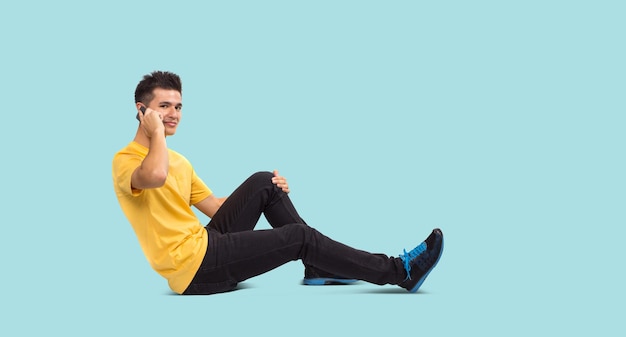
[147,88,182,136]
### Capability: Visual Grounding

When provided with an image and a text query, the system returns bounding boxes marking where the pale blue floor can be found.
[4,222,622,336]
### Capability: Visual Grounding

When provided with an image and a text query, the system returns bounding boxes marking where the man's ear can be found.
[135,103,146,121]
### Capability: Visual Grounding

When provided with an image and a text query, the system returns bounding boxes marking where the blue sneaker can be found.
[303,266,359,285]
[398,228,444,293]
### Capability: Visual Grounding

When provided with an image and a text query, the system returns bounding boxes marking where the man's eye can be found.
[176,106,182,111]
[160,105,168,109]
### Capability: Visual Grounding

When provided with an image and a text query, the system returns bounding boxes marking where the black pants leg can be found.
[206,171,332,277]
[183,172,406,295]
[207,171,308,234]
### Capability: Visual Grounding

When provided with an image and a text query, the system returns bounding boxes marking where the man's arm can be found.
[131,108,169,189]
[194,195,227,218]
[193,170,288,218]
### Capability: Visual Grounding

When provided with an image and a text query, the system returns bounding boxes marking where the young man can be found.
[112,71,444,295]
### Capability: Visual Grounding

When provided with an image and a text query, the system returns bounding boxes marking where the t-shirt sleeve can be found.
[113,153,143,197]
[190,168,213,204]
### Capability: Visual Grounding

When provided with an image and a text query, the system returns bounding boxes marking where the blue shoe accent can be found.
[303,266,358,286]
[303,277,359,286]
[398,228,444,293]
[399,242,427,281]
[406,239,443,293]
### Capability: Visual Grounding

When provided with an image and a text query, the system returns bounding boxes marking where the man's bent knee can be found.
[248,171,274,183]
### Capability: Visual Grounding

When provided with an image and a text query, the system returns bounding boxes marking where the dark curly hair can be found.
[134,71,182,105]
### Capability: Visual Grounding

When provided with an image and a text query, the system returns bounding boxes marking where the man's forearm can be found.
[134,134,169,189]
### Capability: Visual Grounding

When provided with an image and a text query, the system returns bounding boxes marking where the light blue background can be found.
[1,0,624,335]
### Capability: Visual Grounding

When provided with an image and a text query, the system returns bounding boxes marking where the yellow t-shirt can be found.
[112,141,212,294]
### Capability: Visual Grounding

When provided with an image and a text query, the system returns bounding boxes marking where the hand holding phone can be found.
[136,105,147,121]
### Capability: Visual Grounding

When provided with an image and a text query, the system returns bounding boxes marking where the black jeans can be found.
[183,171,406,295]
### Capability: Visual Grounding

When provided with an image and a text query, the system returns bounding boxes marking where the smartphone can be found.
[136,105,147,121]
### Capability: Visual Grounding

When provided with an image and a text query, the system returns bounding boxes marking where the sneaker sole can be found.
[303,278,359,286]
[408,237,444,293]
